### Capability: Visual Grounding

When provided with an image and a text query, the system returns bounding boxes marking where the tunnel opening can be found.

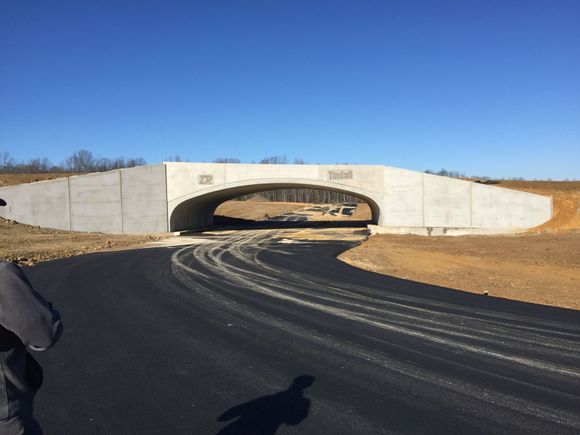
[213,187,374,230]
[169,181,381,232]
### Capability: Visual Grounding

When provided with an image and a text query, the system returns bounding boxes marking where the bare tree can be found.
[65,150,96,172]
[26,157,52,172]
[213,157,241,163]
[0,149,147,173]
[0,151,15,171]
[424,168,466,179]
[126,157,146,168]
[260,155,288,164]
[165,155,183,162]
[94,157,113,172]
[239,188,363,204]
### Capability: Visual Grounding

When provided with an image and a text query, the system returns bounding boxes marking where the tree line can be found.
[7,150,566,203]
[237,188,362,204]
[0,150,146,173]
[0,151,314,173]
[423,168,546,182]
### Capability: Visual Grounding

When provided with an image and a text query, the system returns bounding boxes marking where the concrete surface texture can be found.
[0,163,552,234]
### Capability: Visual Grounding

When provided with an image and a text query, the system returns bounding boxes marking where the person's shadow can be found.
[216,375,315,435]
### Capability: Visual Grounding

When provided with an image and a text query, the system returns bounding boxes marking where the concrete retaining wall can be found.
[0,165,169,234]
[121,165,168,233]
[69,171,123,233]
[381,167,424,227]
[379,167,551,231]
[0,163,553,235]
[0,178,70,230]
[471,182,551,228]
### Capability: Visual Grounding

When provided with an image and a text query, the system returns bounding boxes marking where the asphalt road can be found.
[26,224,580,434]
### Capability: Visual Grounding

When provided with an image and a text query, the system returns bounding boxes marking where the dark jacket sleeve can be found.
[0,261,62,351]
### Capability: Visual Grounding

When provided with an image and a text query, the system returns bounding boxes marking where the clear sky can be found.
[1,1,579,179]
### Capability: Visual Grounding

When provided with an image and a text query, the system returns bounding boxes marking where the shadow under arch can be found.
[169,178,382,232]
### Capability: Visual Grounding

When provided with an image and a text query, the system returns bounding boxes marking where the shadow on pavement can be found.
[216,375,315,435]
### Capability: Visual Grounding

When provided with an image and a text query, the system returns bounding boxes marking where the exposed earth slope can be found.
[341,181,580,310]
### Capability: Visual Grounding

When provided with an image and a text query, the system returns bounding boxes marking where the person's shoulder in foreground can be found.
[0,260,63,434]
[0,260,62,351]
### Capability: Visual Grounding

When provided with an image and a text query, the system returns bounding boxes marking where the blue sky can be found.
[1,1,579,179]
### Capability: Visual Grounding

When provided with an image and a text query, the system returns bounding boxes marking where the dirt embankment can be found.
[351,203,372,220]
[0,172,78,187]
[340,232,580,310]
[341,181,580,310]
[0,219,162,266]
[497,180,580,232]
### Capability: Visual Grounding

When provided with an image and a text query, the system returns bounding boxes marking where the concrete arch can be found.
[168,178,382,232]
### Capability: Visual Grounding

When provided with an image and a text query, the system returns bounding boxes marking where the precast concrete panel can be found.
[225,164,320,184]
[354,167,385,193]
[0,178,70,230]
[121,165,168,233]
[319,165,384,192]
[471,183,551,228]
[423,174,471,228]
[381,167,424,227]
[69,171,123,233]
[165,163,227,202]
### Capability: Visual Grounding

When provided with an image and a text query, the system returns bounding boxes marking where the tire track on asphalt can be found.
[169,228,580,430]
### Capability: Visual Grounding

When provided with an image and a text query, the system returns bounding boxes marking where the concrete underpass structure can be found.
[0,163,552,235]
